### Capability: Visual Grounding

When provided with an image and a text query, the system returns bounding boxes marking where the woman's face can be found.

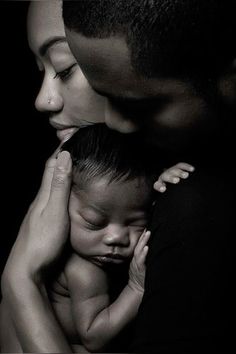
[27,0,105,141]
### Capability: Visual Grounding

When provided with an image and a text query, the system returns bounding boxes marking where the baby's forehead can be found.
[71,173,153,209]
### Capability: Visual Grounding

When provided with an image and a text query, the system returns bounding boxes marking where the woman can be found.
[27,0,105,142]
[1,1,105,352]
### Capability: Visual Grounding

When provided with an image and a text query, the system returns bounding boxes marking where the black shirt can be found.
[131,160,236,352]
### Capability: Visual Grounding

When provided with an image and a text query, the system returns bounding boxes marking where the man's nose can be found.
[103,225,130,247]
[105,99,139,133]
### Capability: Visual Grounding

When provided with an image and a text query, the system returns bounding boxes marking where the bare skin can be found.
[50,230,150,352]
[1,149,73,353]
[27,0,105,142]
[1,1,198,351]
[45,172,152,352]
[0,144,193,353]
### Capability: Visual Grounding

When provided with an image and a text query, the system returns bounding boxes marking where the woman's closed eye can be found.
[54,63,77,81]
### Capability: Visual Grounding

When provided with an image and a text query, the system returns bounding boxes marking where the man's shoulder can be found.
[150,165,235,244]
[155,164,235,212]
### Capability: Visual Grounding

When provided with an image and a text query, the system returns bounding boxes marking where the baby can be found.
[47,123,193,352]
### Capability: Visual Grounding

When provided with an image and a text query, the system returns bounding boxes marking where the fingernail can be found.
[182,172,189,178]
[160,186,166,192]
[173,177,180,183]
[190,166,195,171]
[57,151,71,169]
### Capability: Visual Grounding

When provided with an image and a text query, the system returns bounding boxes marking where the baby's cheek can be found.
[131,229,144,249]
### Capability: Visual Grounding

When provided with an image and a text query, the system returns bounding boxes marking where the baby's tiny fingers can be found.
[168,168,189,180]
[175,162,195,172]
[160,171,180,184]
[134,231,151,256]
[140,245,149,263]
[154,180,167,192]
[135,244,149,268]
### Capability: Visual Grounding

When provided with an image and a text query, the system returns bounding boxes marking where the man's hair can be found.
[63,0,236,78]
[61,123,160,187]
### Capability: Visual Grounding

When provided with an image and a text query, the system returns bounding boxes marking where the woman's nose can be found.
[35,74,64,113]
[103,225,130,247]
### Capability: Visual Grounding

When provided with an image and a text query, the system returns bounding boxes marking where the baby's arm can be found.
[154,162,195,192]
[66,231,150,352]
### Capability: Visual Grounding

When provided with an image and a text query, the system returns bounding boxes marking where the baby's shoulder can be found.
[64,253,88,275]
[65,254,108,290]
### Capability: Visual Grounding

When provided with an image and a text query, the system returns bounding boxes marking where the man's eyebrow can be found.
[39,36,67,57]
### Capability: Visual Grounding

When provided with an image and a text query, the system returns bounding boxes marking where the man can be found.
[61,0,236,352]
[62,0,235,153]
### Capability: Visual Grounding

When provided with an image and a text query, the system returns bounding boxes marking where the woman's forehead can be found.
[27,0,65,53]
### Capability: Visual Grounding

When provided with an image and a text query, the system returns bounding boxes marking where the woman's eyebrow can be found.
[39,36,67,57]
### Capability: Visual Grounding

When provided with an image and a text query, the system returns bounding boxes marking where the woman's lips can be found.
[56,127,78,141]
[50,120,79,141]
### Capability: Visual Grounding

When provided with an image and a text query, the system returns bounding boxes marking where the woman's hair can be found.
[62,123,161,186]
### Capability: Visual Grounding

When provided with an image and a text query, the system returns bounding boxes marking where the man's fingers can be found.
[47,151,72,214]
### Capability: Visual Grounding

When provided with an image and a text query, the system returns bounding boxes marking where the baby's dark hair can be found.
[62,123,161,188]
[63,0,236,78]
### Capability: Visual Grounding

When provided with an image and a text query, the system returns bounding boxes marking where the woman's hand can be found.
[0,148,73,353]
[154,162,195,193]
[2,148,72,283]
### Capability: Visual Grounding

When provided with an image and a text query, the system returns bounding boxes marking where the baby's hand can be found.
[128,230,151,293]
[154,162,195,193]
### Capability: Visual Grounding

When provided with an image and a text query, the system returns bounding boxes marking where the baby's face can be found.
[69,175,152,267]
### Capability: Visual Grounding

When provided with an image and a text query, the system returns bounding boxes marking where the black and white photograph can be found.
[1,1,236,352]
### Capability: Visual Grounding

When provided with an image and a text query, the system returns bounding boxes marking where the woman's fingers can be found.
[47,151,72,215]
[33,142,65,207]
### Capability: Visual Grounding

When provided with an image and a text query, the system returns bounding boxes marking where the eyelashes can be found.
[54,63,77,81]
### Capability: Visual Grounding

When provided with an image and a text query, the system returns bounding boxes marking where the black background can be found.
[0,1,58,282]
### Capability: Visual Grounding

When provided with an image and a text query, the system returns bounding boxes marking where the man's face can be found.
[65,30,214,151]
